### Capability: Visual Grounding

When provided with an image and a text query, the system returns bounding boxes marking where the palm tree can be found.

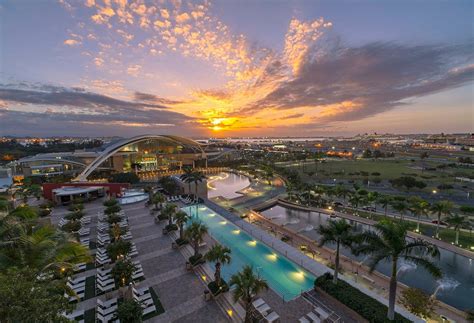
[409,198,430,233]
[377,195,392,217]
[175,210,189,240]
[151,192,165,210]
[205,244,232,287]
[365,192,379,211]
[354,220,441,321]
[184,221,208,257]
[163,203,177,227]
[349,193,363,213]
[445,214,470,245]
[430,200,453,239]
[391,201,408,221]
[318,219,356,283]
[229,265,269,323]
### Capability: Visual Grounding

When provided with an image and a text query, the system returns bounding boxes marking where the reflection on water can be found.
[208,172,250,199]
[260,204,474,310]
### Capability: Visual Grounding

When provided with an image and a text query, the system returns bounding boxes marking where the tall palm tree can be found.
[349,193,363,213]
[354,220,441,321]
[430,200,453,239]
[409,198,430,233]
[318,219,356,283]
[445,214,470,245]
[229,265,269,323]
[175,210,189,240]
[366,191,379,212]
[391,201,408,221]
[163,203,177,226]
[184,221,208,257]
[377,195,392,217]
[205,244,232,287]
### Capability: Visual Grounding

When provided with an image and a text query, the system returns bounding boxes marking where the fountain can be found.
[397,260,417,276]
[432,278,460,298]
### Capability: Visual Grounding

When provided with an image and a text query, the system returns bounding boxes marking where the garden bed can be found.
[315,273,411,323]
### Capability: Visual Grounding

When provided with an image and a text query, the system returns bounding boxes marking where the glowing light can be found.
[201,275,207,281]
[432,190,437,194]
[232,229,241,235]
[227,309,233,317]
[208,213,216,217]
[266,253,277,261]
[291,271,305,282]
[247,240,257,247]
[470,246,474,250]
[220,220,227,225]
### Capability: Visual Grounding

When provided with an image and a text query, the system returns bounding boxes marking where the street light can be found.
[432,190,437,194]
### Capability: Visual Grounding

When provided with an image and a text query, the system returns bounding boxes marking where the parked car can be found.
[431,220,448,226]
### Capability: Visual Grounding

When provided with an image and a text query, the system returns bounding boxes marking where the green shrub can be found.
[116,299,143,322]
[107,240,132,262]
[65,211,84,221]
[61,220,81,233]
[315,273,410,323]
[103,198,118,207]
[157,213,169,221]
[165,224,178,232]
[104,205,121,215]
[107,213,122,224]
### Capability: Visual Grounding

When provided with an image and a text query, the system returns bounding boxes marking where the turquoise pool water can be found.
[182,205,316,300]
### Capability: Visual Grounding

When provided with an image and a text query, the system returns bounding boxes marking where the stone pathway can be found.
[57,199,228,322]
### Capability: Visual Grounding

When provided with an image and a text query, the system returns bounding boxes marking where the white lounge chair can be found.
[265,311,280,323]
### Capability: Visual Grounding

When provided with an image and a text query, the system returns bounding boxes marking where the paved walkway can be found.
[54,199,228,322]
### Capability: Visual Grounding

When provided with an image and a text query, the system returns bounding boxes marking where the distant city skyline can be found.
[0,0,473,137]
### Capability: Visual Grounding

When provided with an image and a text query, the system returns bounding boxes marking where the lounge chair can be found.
[252,298,265,308]
[306,312,321,323]
[265,311,280,323]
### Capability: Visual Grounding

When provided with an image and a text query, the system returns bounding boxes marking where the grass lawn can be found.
[339,207,474,250]
[286,158,473,186]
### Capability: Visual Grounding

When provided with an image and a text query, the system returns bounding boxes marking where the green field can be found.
[281,158,474,188]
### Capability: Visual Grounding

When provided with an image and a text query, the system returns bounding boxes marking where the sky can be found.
[0,0,473,138]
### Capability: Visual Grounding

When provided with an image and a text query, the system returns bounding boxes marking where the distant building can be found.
[8,135,207,182]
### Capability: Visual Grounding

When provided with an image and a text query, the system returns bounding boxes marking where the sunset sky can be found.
[0,0,473,138]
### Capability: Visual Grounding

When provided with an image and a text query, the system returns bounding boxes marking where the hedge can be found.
[315,273,411,323]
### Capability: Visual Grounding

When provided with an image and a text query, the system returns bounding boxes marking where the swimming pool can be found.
[182,204,315,300]
[207,172,250,199]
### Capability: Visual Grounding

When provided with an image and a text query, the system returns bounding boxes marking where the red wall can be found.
[42,182,130,200]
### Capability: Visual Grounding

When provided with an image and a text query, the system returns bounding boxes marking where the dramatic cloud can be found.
[246,42,474,122]
[0,83,197,136]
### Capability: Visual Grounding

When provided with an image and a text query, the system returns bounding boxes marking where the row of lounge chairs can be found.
[65,275,86,302]
[96,267,115,294]
[96,298,119,323]
[299,306,330,323]
[179,195,198,205]
[252,298,280,322]
[95,285,156,322]
[132,286,156,315]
